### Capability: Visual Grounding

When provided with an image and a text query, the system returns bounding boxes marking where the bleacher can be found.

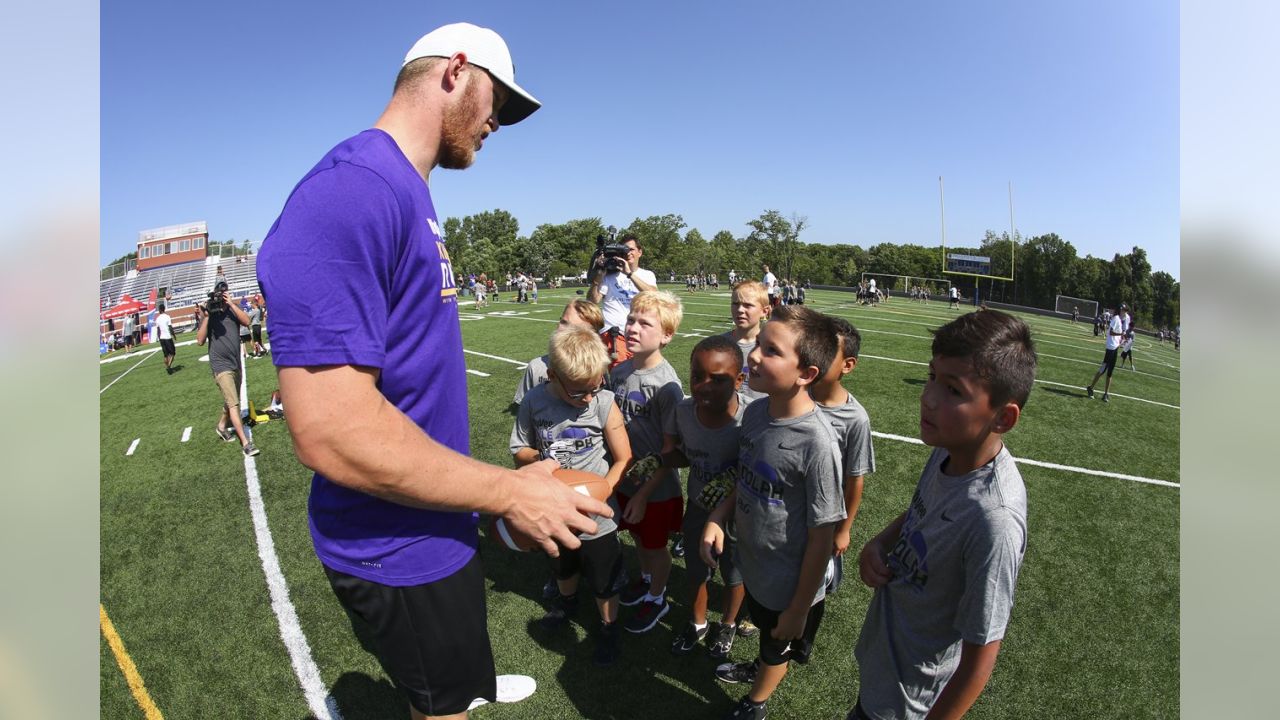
[99,255,262,328]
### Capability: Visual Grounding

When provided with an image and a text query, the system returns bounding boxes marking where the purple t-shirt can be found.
[258,129,472,586]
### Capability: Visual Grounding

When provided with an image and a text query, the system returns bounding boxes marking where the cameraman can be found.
[587,232,656,363]
[196,280,259,456]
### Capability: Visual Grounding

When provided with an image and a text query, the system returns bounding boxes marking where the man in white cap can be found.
[258,23,610,720]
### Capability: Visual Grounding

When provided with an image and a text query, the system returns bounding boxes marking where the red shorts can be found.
[614,492,683,549]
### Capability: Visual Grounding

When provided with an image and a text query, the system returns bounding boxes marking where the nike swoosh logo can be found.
[940,511,955,522]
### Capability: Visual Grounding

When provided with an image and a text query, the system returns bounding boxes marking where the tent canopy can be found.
[101,294,144,320]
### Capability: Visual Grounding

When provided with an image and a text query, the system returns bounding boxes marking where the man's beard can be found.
[438,80,482,170]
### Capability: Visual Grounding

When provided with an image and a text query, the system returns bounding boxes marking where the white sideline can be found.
[238,348,343,720]
[100,352,154,394]
[466,369,491,377]
[870,431,1179,489]
[463,349,529,367]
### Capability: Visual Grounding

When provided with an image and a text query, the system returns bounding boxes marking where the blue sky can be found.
[102,0,1178,278]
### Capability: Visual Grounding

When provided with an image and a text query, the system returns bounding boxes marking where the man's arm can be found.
[280,364,611,555]
[586,258,607,304]
[628,269,657,293]
[775,523,836,640]
[924,640,1002,719]
[194,308,210,346]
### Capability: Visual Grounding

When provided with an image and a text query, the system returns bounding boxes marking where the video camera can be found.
[206,281,229,312]
[590,226,631,276]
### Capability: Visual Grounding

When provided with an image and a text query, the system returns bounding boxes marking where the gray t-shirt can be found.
[248,306,263,327]
[206,309,243,376]
[509,383,619,540]
[609,358,684,500]
[854,446,1027,719]
[816,392,876,481]
[513,354,549,405]
[734,401,845,611]
[664,397,746,515]
[720,331,767,404]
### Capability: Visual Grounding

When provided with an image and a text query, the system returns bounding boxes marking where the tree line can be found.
[440,209,1178,329]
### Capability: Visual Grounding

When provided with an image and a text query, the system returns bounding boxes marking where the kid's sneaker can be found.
[618,577,650,607]
[243,442,260,457]
[625,596,670,634]
[593,622,621,667]
[670,622,708,655]
[715,659,759,685]
[736,620,760,638]
[216,427,235,442]
[540,594,579,630]
[724,696,768,720]
[708,622,736,659]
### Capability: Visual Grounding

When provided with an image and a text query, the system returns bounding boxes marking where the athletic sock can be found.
[692,621,708,632]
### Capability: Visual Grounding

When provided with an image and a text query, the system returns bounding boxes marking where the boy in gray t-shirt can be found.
[606,290,687,635]
[851,310,1035,720]
[513,299,605,406]
[661,336,749,658]
[509,325,632,666]
[703,305,845,720]
[812,316,876,595]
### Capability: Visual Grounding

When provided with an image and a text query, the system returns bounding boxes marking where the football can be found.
[489,467,613,552]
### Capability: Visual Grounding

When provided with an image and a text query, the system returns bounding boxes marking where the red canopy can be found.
[101,294,145,320]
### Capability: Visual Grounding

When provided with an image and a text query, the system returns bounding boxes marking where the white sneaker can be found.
[467,674,537,710]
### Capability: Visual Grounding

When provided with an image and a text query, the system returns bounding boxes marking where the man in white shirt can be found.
[949,285,960,308]
[762,264,779,307]
[155,303,176,374]
[1086,303,1128,402]
[587,232,657,364]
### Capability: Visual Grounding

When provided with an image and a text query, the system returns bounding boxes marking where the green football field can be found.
[99,287,1179,719]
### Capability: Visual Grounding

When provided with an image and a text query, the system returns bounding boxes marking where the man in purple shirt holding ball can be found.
[257,23,611,720]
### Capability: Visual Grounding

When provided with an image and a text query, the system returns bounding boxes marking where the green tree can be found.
[745,210,795,277]
[623,214,686,274]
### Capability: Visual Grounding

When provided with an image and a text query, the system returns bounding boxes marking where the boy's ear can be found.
[797,364,821,387]
[992,401,1020,434]
[734,370,745,389]
[842,356,858,375]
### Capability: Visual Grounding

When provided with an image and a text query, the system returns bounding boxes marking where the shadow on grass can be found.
[1040,386,1087,400]
[480,528,740,717]
[321,670,404,720]
[902,378,925,386]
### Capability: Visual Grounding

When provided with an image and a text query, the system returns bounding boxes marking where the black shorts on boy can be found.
[323,552,497,716]
[744,588,826,666]
[548,532,623,598]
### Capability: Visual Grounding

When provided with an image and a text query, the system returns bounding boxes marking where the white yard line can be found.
[238,347,343,720]
[181,427,192,443]
[101,352,155,394]
[463,349,529,367]
[870,431,1179,488]
[858,354,1181,410]
[466,369,492,377]
[126,438,140,456]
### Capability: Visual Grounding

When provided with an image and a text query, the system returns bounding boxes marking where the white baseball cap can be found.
[402,22,541,126]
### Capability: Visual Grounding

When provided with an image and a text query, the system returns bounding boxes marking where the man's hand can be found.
[500,458,613,557]
[621,488,650,524]
[773,607,808,642]
[859,536,893,588]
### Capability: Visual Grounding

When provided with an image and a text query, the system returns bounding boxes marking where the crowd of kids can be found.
[507,278,1038,719]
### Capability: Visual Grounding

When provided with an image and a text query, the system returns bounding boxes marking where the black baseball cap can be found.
[214,280,229,292]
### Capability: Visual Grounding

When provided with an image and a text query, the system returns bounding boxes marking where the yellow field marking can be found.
[100,604,164,720]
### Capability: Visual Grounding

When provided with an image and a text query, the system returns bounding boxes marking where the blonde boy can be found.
[723,280,771,404]
[510,325,632,666]
[609,290,686,634]
[514,300,605,405]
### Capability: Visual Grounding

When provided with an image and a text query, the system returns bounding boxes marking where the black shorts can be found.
[846,697,874,720]
[744,587,827,667]
[547,530,623,599]
[324,552,496,716]
[251,325,263,343]
[682,506,741,588]
[159,338,176,357]
[1100,348,1118,377]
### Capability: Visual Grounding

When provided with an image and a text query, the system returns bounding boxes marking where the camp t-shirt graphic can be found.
[886,487,931,592]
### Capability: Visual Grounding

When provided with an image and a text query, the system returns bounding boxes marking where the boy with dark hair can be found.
[610,290,686,634]
[155,302,176,374]
[661,336,749,658]
[812,316,875,594]
[849,310,1035,720]
[703,304,846,720]
[510,325,632,666]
